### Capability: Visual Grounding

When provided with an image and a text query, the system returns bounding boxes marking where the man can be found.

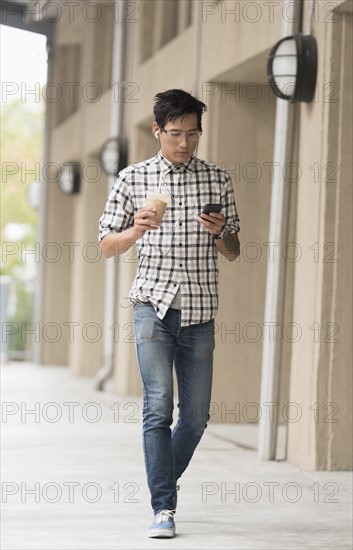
[99,89,240,538]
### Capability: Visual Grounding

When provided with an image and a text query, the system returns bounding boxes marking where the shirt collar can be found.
[157,151,196,175]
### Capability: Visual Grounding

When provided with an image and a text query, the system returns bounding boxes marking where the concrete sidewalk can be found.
[1,363,352,550]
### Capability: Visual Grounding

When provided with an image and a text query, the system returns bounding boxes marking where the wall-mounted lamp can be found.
[267,34,317,102]
[58,162,81,195]
[99,137,128,177]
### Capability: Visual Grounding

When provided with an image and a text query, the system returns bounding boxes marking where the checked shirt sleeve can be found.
[98,169,135,243]
[221,172,240,233]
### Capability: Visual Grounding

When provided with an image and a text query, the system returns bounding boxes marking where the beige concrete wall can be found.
[205,83,277,421]
[116,1,293,418]
[111,0,352,467]
[67,155,107,377]
[41,178,75,366]
[42,11,109,372]
[327,10,353,470]
[41,32,83,365]
[287,6,352,470]
[39,0,352,469]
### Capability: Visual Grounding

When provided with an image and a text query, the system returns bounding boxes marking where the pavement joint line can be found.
[207,430,256,451]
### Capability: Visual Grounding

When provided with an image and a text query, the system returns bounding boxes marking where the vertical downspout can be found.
[258,0,302,459]
[95,0,125,390]
[192,0,203,97]
[33,28,54,364]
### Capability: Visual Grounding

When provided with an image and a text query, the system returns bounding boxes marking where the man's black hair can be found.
[153,89,207,131]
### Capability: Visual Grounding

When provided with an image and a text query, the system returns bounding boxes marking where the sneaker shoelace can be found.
[154,510,175,524]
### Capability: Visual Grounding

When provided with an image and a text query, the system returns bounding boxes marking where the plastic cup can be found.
[145,192,169,220]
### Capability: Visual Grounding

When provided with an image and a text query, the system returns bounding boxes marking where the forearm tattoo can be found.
[222,233,240,256]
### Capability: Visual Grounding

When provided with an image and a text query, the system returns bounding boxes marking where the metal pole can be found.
[32,30,54,365]
[192,0,203,97]
[306,0,316,35]
[258,0,302,460]
[95,0,125,391]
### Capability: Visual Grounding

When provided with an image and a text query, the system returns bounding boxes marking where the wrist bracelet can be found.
[214,224,226,240]
[214,223,238,240]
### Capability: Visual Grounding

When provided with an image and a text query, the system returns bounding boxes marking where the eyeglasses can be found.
[160,129,202,142]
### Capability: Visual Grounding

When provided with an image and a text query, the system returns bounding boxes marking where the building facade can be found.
[6,0,352,471]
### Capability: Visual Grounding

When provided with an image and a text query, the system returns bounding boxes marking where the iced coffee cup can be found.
[145,192,169,221]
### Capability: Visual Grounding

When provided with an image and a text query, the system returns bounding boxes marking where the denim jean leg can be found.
[133,304,178,513]
[172,319,215,481]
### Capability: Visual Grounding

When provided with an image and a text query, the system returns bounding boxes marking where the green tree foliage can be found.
[1,98,44,276]
[1,98,44,355]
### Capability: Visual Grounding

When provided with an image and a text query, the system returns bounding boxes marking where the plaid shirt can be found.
[99,152,240,326]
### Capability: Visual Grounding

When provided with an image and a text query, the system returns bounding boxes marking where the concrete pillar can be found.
[287,8,352,470]
[41,136,77,366]
[41,12,83,366]
[67,156,106,377]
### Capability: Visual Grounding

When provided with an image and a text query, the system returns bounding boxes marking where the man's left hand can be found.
[196,212,225,236]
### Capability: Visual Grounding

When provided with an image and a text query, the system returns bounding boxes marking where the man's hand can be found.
[100,206,161,259]
[196,210,240,262]
[196,212,225,236]
[132,206,161,239]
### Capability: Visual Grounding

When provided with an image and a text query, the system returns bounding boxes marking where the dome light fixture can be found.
[267,34,318,103]
[58,162,80,195]
[99,137,128,177]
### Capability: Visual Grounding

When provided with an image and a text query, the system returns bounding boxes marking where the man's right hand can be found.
[131,206,161,239]
[100,207,161,259]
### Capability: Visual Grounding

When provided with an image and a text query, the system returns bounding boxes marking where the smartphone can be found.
[202,203,222,215]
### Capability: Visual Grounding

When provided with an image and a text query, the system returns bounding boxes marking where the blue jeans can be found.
[133,303,215,513]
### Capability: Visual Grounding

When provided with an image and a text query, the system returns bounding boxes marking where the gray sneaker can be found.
[147,509,176,538]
